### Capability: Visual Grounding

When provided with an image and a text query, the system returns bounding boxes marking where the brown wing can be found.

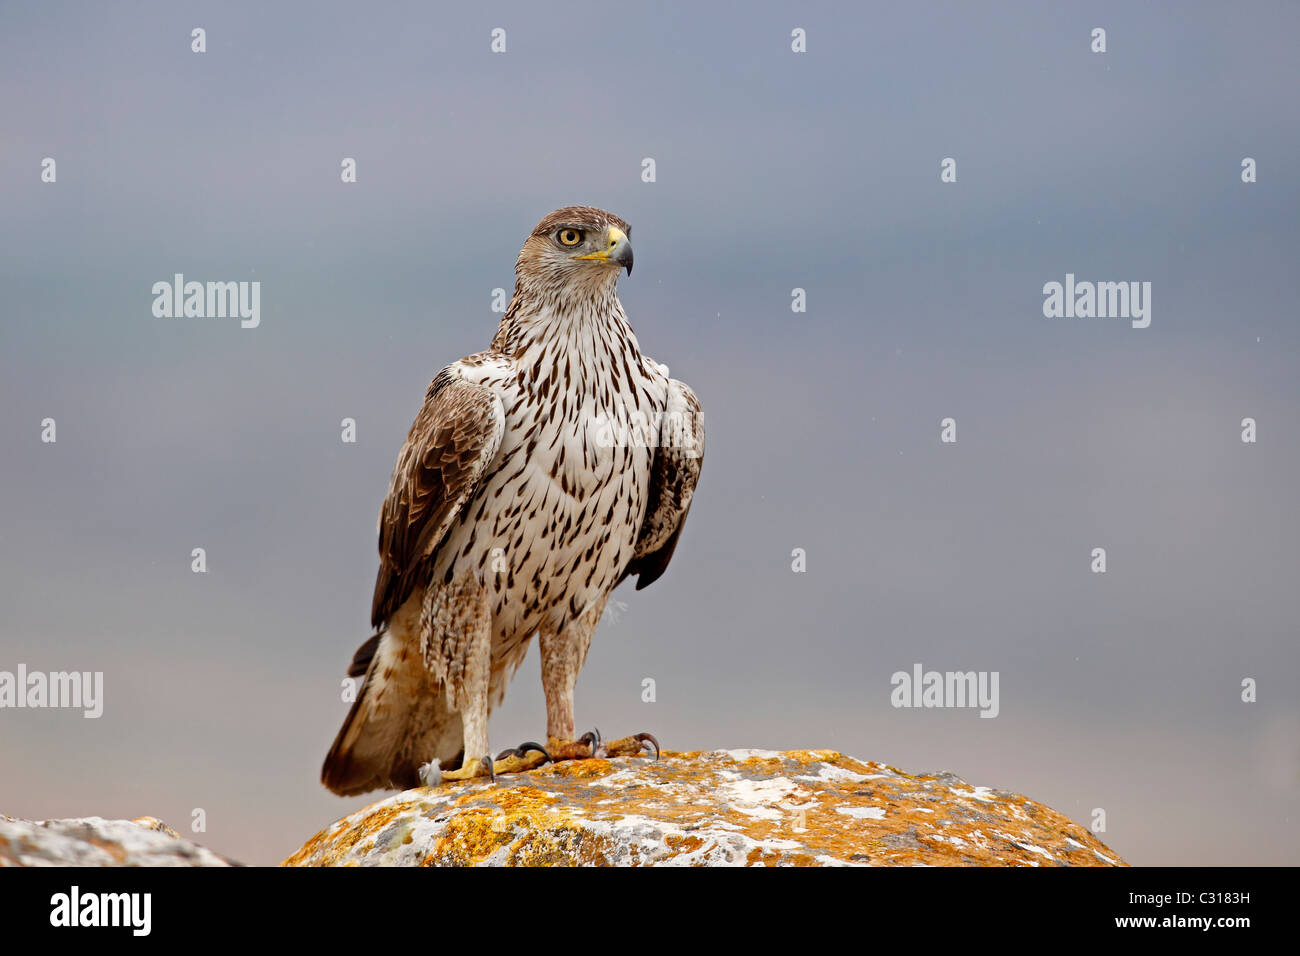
[371,367,505,628]
[621,379,704,590]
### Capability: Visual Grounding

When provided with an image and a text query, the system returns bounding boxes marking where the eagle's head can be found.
[515,206,634,300]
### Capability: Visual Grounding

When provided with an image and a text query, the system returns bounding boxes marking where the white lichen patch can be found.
[719,775,799,805]
[923,833,972,849]
[588,768,644,789]
[794,764,875,785]
[951,786,998,803]
[722,748,785,762]
[1012,841,1056,861]
[836,806,887,820]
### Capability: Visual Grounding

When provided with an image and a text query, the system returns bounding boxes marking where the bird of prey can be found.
[322,206,704,795]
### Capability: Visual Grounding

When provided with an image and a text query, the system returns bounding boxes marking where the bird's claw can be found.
[438,754,496,783]
[635,732,661,760]
[490,741,550,776]
[438,745,550,784]
[495,741,552,764]
[544,728,661,762]
[599,731,661,759]
[545,728,603,761]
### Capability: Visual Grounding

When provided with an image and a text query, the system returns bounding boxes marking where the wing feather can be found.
[371,367,505,628]
[621,378,704,590]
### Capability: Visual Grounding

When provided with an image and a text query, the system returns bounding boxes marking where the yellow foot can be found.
[546,731,600,761]
[600,731,661,759]
[434,756,491,783]
[424,741,551,785]
[492,741,551,775]
[546,730,660,761]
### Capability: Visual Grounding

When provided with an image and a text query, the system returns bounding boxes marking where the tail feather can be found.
[321,628,463,796]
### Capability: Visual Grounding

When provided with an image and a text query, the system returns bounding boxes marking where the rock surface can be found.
[0,814,238,867]
[285,748,1127,867]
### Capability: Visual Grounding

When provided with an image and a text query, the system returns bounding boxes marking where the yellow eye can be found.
[558,228,582,246]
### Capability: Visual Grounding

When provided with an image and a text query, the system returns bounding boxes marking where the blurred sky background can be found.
[1,1,1297,865]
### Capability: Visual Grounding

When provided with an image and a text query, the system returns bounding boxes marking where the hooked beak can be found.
[576,225,634,275]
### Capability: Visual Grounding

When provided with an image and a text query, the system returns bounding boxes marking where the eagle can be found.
[322,206,704,795]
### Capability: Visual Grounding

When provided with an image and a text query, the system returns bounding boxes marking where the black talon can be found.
[496,741,552,763]
[635,732,661,760]
[578,729,601,757]
[480,755,495,783]
[524,741,552,763]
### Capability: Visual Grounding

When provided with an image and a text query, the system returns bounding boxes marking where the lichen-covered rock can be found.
[285,749,1126,867]
[0,814,238,867]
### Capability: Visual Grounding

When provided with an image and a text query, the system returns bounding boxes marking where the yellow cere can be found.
[576,226,625,261]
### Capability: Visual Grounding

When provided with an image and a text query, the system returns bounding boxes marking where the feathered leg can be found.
[536,597,659,761]
[538,596,605,759]
[422,569,548,783]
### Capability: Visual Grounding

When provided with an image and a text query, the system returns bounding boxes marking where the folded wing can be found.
[621,378,704,590]
[371,368,505,628]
